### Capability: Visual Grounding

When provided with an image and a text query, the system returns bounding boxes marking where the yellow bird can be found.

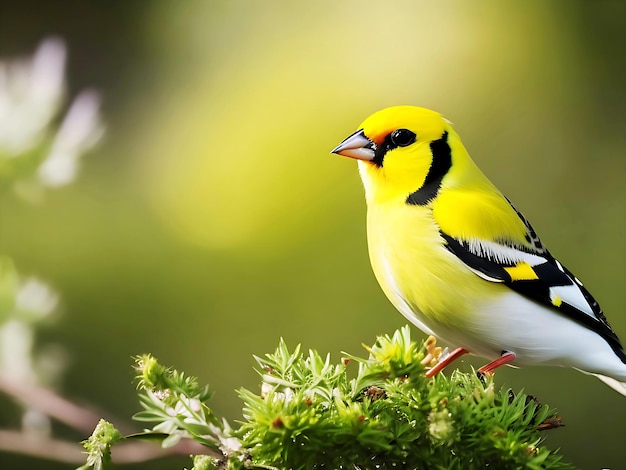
[332,106,626,395]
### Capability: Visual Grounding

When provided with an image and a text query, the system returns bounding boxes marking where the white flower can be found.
[15,277,59,321]
[167,394,203,419]
[37,89,104,187]
[0,37,104,193]
[0,38,65,156]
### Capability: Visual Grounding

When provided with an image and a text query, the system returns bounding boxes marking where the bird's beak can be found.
[331,129,376,161]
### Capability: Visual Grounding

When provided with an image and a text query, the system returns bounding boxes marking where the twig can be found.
[0,429,214,464]
[0,373,132,434]
[0,430,84,464]
[0,373,224,465]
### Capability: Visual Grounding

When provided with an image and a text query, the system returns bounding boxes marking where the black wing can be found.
[440,207,625,361]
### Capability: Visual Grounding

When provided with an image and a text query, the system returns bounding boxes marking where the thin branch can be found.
[0,429,214,464]
[0,430,84,464]
[0,373,223,465]
[0,373,121,434]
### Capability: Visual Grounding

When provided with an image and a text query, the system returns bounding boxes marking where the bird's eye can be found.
[390,129,417,147]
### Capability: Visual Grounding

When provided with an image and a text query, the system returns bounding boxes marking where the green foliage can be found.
[133,353,224,450]
[79,419,123,470]
[80,327,573,470]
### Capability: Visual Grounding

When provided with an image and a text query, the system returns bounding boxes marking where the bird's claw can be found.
[420,335,444,367]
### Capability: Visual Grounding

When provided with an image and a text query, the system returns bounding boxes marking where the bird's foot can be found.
[477,351,516,377]
[420,335,444,368]
[425,346,470,378]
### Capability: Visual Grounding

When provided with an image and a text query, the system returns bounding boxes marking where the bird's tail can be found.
[574,368,626,396]
[593,374,626,396]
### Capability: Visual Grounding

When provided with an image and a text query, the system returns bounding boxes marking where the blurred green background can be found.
[0,0,624,468]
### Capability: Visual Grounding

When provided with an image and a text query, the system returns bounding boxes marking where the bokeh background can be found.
[0,1,624,468]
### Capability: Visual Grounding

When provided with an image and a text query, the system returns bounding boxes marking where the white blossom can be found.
[0,37,104,193]
[38,89,104,187]
[0,38,65,156]
[15,277,59,320]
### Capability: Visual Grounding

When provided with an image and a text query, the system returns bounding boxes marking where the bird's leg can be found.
[425,347,470,378]
[477,351,516,375]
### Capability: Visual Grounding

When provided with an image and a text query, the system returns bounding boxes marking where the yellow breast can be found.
[366,201,501,330]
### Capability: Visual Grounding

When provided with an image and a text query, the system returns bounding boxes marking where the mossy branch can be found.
[81,326,573,470]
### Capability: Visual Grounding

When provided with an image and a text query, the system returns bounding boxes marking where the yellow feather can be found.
[505,263,539,281]
[431,128,528,244]
[366,201,504,328]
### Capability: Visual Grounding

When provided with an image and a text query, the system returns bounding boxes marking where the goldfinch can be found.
[332,106,626,395]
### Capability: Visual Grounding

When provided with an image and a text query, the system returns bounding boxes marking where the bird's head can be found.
[332,106,467,205]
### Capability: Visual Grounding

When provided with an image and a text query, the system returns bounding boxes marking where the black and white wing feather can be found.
[440,205,625,361]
